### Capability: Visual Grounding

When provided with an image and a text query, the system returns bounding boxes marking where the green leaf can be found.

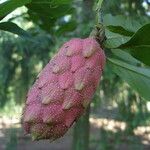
[110,49,141,66]
[52,0,72,4]
[31,0,72,5]
[108,57,150,100]
[56,20,77,35]
[118,24,150,66]
[125,46,150,66]
[26,3,73,18]
[103,15,147,50]
[26,0,74,32]
[0,0,32,20]
[103,14,143,32]
[106,25,134,37]
[104,31,130,48]
[119,24,150,47]
[0,22,31,38]
[103,15,135,49]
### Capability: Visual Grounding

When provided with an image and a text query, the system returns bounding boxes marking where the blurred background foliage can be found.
[0,0,150,150]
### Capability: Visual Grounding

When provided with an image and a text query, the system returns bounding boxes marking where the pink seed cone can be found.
[22,37,105,141]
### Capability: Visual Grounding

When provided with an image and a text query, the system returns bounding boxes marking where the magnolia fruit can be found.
[22,38,105,141]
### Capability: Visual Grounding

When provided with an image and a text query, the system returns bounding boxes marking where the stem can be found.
[92,0,106,45]
[95,0,104,24]
[72,106,90,150]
